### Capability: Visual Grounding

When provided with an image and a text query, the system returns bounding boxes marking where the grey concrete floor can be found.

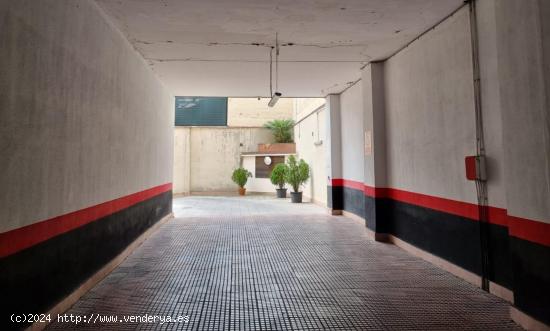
[47,195,521,330]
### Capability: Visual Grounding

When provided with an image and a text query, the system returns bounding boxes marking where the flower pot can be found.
[238,187,246,196]
[276,188,287,198]
[290,192,302,203]
[258,143,296,154]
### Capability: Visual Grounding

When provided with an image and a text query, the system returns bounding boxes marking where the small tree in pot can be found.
[284,155,310,203]
[270,163,289,198]
[264,119,295,143]
[231,167,252,196]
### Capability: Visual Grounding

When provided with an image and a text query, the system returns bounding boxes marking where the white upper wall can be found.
[295,98,326,122]
[383,5,477,203]
[339,82,365,182]
[494,0,550,222]
[476,0,507,209]
[0,0,173,232]
[294,105,327,204]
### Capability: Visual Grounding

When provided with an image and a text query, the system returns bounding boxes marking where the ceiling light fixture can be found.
[268,33,282,107]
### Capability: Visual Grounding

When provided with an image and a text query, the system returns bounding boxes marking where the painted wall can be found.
[0,0,173,323]
[227,98,294,127]
[339,83,364,182]
[384,6,476,203]
[476,0,507,210]
[294,99,327,205]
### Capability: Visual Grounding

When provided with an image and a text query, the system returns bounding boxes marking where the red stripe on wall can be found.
[509,215,550,247]
[332,178,364,191]
[331,178,506,224]
[0,183,172,258]
[331,178,550,246]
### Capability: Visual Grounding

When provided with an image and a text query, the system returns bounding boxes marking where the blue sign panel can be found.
[175,97,228,126]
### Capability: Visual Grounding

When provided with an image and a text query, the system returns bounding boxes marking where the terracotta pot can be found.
[238,187,246,196]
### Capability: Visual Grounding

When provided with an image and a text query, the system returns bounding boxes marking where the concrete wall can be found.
[173,128,191,194]
[294,99,327,205]
[172,127,273,193]
[0,0,173,321]
[227,98,294,127]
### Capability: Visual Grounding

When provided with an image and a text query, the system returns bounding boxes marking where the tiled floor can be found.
[47,196,521,330]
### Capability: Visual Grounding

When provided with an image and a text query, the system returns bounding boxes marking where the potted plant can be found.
[270,163,289,198]
[264,119,295,143]
[260,119,296,154]
[231,167,252,196]
[284,155,310,203]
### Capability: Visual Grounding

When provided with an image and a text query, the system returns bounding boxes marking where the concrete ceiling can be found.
[95,0,464,97]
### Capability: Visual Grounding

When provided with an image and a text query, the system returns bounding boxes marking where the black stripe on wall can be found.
[386,198,482,274]
[336,185,513,290]
[342,186,365,219]
[384,198,513,289]
[365,195,391,234]
[327,185,343,210]
[0,190,172,330]
[510,236,550,325]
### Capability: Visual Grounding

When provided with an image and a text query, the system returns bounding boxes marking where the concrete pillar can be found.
[325,94,343,212]
[362,62,388,236]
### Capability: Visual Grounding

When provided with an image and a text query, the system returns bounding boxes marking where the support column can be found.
[325,94,343,213]
[362,62,388,238]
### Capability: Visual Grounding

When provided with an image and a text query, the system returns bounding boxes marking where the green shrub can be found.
[264,119,295,143]
[270,163,288,189]
[285,155,310,192]
[231,167,252,188]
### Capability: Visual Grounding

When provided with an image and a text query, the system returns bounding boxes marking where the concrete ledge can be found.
[387,234,514,303]
[490,280,514,303]
[388,234,481,286]
[329,209,343,216]
[510,307,550,331]
[341,210,363,223]
[28,213,174,331]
